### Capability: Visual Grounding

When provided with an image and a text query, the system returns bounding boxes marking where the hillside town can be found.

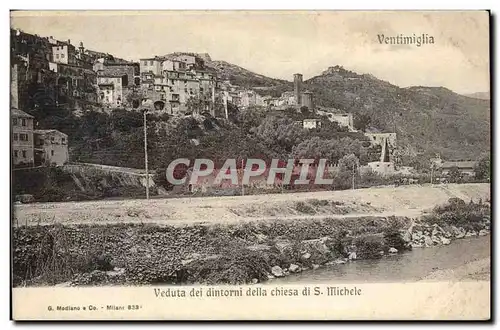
[10,28,489,201]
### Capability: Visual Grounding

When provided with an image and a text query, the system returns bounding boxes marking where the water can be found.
[270,235,490,284]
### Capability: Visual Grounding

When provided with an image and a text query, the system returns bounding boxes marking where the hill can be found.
[301,66,490,160]
[207,59,291,93]
[213,61,490,159]
[463,92,490,100]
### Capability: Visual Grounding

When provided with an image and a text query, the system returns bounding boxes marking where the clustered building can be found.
[12,108,68,167]
[138,53,217,114]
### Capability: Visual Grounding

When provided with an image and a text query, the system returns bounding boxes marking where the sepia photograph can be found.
[10,10,491,320]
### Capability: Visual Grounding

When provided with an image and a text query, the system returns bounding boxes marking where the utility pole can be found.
[143,109,150,200]
[430,163,434,186]
[352,163,355,190]
[241,158,245,196]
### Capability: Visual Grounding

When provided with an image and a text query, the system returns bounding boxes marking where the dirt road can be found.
[12,183,490,227]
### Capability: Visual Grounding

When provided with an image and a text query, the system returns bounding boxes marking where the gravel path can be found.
[12,183,490,227]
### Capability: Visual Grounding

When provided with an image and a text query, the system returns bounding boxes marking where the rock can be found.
[283,270,290,276]
[348,252,357,260]
[255,233,268,244]
[411,242,423,248]
[441,237,451,245]
[479,229,489,236]
[432,235,442,245]
[301,253,311,260]
[424,236,434,247]
[299,238,331,265]
[455,228,466,239]
[274,240,294,255]
[271,266,285,278]
[267,274,275,280]
[402,231,412,243]
[251,278,259,284]
[388,247,398,254]
[379,251,385,256]
[312,264,320,270]
[465,231,477,237]
[289,264,301,273]
[106,267,125,277]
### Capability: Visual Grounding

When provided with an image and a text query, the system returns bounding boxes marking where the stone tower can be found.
[293,73,303,106]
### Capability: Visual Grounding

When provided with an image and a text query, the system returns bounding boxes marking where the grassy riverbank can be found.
[13,215,413,286]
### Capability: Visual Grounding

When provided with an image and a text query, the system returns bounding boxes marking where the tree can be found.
[447,166,463,183]
[474,156,490,181]
[186,95,207,115]
[339,154,360,172]
[125,88,141,109]
[353,113,371,132]
[252,116,306,157]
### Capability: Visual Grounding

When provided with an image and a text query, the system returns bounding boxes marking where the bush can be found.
[423,198,490,232]
[383,227,410,252]
[309,199,329,207]
[354,235,384,259]
[295,201,316,214]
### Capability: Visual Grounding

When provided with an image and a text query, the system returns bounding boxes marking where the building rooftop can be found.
[34,129,68,136]
[441,161,477,169]
[11,108,33,118]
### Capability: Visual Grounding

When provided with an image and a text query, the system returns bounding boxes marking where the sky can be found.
[11,10,490,94]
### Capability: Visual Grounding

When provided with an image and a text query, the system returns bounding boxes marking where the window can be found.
[51,137,55,142]
[149,61,153,66]
[13,133,18,141]
[56,54,59,59]
[22,119,26,126]
[19,134,28,141]
[62,138,66,144]
[12,118,18,125]
[22,150,26,158]
[61,53,65,58]
[51,150,55,156]
[14,150,18,158]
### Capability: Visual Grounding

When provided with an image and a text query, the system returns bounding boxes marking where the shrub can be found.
[309,199,329,207]
[424,198,490,232]
[383,227,410,252]
[354,235,384,259]
[295,201,316,214]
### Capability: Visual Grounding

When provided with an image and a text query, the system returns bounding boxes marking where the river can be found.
[270,235,490,284]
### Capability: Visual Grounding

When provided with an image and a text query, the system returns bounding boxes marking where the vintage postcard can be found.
[10,10,491,320]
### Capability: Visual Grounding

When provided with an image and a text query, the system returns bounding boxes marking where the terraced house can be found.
[11,108,34,167]
[139,53,217,114]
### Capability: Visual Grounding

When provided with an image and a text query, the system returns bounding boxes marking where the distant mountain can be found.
[302,66,490,159]
[463,92,490,100]
[207,60,291,91]
[202,59,490,159]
